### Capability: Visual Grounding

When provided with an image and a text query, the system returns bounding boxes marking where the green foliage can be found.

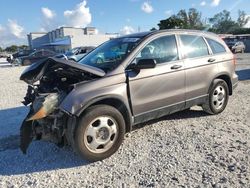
[19,45,28,50]
[209,10,239,33]
[5,45,18,52]
[4,45,28,52]
[158,15,184,29]
[237,10,250,28]
[231,28,250,35]
[150,27,157,31]
[157,8,205,30]
[155,8,250,34]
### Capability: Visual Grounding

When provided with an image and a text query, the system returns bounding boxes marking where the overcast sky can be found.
[0,0,249,47]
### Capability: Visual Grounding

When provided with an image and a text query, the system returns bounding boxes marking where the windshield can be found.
[78,37,142,72]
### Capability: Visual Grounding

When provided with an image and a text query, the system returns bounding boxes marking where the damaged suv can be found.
[20,30,238,161]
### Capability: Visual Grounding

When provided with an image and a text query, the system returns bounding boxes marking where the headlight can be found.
[27,106,47,121]
[27,93,65,121]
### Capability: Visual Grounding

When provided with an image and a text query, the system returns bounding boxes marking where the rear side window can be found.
[206,38,226,54]
[180,35,209,58]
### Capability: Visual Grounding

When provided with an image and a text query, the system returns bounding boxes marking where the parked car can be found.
[13,49,35,59]
[66,46,95,62]
[7,49,35,64]
[225,41,245,53]
[231,41,245,53]
[15,49,57,66]
[0,51,11,58]
[20,29,238,161]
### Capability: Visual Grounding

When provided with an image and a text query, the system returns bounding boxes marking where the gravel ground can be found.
[0,54,249,187]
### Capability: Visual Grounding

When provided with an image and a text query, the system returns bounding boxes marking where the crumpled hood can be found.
[20,57,105,84]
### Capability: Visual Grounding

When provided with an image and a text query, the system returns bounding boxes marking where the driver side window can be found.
[135,35,179,64]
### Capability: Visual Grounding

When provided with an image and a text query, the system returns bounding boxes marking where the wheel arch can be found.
[77,96,133,133]
[209,74,232,95]
[216,74,232,95]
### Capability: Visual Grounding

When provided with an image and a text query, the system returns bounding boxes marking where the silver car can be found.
[231,41,246,53]
[20,29,238,161]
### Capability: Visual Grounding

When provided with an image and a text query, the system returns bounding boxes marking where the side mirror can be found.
[128,59,156,70]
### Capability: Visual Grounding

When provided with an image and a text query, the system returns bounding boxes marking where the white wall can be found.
[62,27,117,48]
[71,34,117,48]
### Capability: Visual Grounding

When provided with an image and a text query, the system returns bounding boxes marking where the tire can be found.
[202,79,229,115]
[74,105,126,162]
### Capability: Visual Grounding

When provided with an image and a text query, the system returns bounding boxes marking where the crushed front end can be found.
[19,58,104,153]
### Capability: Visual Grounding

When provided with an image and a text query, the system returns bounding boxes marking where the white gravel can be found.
[0,54,249,187]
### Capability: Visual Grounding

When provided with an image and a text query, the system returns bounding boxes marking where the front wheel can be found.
[74,105,126,162]
[202,79,229,115]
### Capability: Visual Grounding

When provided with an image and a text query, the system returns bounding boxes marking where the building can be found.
[27,27,118,53]
[27,32,49,49]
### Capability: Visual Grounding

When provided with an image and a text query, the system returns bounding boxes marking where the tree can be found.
[158,15,185,29]
[187,8,204,29]
[0,47,3,52]
[150,27,157,31]
[237,10,250,27]
[177,9,189,28]
[19,45,28,50]
[4,45,28,52]
[5,45,18,52]
[157,8,205,30]
[209,10,239,33]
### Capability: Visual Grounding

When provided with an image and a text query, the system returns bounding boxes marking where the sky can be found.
[0,0,249,47]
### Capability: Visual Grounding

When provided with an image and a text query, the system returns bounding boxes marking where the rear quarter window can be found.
[206,38,226,54]
[180,35,209,58]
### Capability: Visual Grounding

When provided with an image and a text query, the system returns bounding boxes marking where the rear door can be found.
[178,34,219,107]
[127,34,185,123]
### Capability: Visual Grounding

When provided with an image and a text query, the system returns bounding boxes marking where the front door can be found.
[127,35,185,123]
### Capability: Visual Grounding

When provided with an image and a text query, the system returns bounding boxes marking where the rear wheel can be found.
[74,105,125,161]
[202,79,229,115]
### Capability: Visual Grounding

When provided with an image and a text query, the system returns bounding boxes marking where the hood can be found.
[20,57,105,84]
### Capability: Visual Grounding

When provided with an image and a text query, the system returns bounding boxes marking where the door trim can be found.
[132,94,208,125]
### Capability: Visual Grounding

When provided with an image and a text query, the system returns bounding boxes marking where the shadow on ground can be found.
[236,69,250,81]
[0,106,88,176]
[0,106,208,175]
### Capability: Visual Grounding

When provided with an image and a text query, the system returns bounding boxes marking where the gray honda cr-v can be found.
[20,29,238,161]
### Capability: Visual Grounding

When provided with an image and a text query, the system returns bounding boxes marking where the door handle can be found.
[171,65,182,70]
[208,58,216,62]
